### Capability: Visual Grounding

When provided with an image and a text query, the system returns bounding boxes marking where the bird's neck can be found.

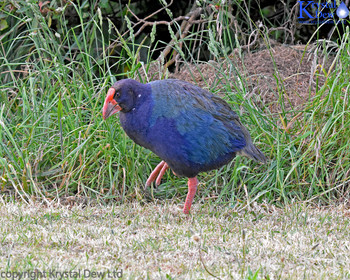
[132,83,152,110]
[119,83,153,146]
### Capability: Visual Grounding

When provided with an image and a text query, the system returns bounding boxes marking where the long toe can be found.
[145,161,167,187]
[155,162,169,186]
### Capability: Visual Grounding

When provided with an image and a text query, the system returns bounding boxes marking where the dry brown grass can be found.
[138,43,334,114]
[1,201,349,279]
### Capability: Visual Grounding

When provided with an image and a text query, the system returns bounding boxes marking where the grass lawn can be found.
[1,201,350,279]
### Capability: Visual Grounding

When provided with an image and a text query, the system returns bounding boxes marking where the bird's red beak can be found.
[103,88,122,120]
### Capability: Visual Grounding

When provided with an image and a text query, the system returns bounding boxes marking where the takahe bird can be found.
[103,79,266,214]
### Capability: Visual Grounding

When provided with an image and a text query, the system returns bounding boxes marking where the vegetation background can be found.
[1,0,349,207]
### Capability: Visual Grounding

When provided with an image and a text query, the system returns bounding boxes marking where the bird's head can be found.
[103,79,140,120]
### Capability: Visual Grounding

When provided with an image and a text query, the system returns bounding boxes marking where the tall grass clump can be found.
[0,0,349,207]
[0,0,136,202]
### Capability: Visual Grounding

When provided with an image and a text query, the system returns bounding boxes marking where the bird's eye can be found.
[114,91,120,99]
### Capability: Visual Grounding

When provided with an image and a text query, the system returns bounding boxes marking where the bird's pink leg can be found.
[156,163,169,185]
[145,161,169,187]
[183,177,198,214]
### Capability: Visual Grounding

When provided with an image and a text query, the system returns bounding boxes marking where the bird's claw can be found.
[145,160,169,188]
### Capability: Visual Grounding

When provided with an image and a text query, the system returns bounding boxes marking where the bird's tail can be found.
[238,141,267,163]
[233,119,267,163]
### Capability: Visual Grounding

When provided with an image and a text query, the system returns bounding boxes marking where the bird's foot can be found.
[145,160,169,187]
[183,177,198,214]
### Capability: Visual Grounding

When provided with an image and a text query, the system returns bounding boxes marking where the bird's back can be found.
[136,79,265,177]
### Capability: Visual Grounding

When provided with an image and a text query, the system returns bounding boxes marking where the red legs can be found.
[183,177,198,214]
[145,160,169,187]
[156,163,169,185]
[146,162,197,215]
